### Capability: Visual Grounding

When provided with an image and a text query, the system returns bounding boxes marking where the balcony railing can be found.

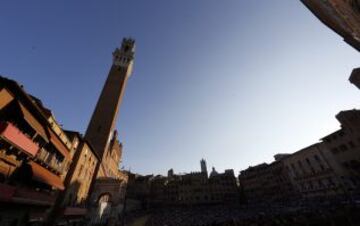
[49,157,65,172]
[36,148,65,174]
[37,148,49,161]
[0,121,39,157]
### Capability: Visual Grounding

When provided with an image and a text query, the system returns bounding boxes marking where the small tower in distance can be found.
[168,168,174,178]
[200,159,208,177]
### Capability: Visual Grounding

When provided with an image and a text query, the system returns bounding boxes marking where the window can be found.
[309,181,314,189]
[297,161,303,167]
[339,144,349,152]
[349,141,356,148]
[301,183,305,190]
[327,177,334,186]
[318,179,323,188]
[314,155,321,162]
[331,147,340,154]
[78,165,84,177]
[310,167,315,174]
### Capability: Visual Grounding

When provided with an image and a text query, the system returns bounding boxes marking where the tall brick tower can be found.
[85,38,135,159]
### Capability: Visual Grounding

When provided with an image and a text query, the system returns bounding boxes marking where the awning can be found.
[13,186,57,206]
[0,88,14,110]
[49,130,71,160]
[0,121,39,157]
[17,101,49,142]
[29,161,65,190]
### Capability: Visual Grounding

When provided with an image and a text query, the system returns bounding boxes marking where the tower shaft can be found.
[85,38,135,159]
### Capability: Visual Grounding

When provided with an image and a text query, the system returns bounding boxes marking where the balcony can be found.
[36,148,65,174]
[0,121,39,157]
[13,186,57,206]
[29,161,65,190]
[48,130,71,160]
[0,183,56,206]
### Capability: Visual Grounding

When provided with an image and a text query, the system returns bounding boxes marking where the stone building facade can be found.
[164,162,239,206]
[86,129,128,226]
[175,172,208,205]
[239,163,268,203]
[0,76,72,226]
[239,157,297,204]
[301,0,360,51]
[239,110,360,203]
[127,160,240,208]
[53,131,99,226]
[321,109,360,197]
[283,143,345,200]
[126,173,153,211]
[208,169,239,204]
[0,38,134,226]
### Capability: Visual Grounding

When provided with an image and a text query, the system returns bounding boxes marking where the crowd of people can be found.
[124,201,360,226]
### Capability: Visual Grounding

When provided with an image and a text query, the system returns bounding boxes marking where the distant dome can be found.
[210,167,218,177]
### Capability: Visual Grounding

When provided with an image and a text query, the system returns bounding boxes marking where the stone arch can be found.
[95,193,113,224]
[97,192,112,204]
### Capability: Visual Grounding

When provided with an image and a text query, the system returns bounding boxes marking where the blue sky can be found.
[0,1,359,175]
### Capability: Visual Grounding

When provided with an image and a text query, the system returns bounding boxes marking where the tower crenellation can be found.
[112,38,135,76]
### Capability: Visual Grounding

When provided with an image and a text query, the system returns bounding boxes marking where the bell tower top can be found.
[121,38,135,53]
[200,158,207,176]
[112,38,135,77]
